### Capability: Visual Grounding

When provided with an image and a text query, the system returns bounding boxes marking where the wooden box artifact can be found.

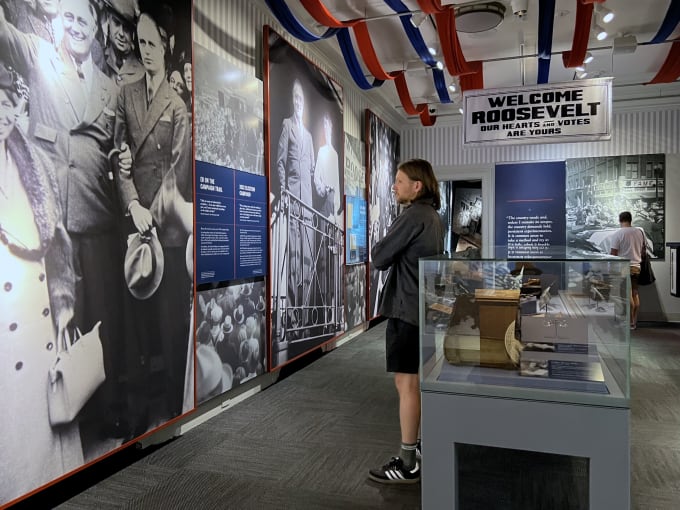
[443,289,520,369]
[475,289,520,368]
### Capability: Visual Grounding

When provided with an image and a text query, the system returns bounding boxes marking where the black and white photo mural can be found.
[194,42,264,175]
[566,154,665,258]
[0,0,194,505]
[265,27,344,369]
[195,280,266,405]
[366,110,400,319]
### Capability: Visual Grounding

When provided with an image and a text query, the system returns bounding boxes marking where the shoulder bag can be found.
[637,231,656,286]
[47,321,106,426]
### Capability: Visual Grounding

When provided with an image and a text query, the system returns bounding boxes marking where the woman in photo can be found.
[0,63,83,502]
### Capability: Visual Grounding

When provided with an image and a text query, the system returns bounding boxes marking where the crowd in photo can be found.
[0,0,193,503]
[194,90,263,175]
[195,281,267,404]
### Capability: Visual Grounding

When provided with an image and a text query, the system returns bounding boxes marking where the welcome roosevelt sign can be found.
[463,78,612,146]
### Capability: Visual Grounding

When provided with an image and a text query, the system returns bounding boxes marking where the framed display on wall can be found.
[366,110,400,320]
[566,154,665,259]
[0,0,194,506]
[265,27,345,369]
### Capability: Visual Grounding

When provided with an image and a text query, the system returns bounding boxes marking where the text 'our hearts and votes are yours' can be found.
[473,90,599,136]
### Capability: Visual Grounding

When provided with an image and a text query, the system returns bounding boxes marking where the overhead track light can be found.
[592,21,608,41]
[448,83,457,92]
[583,51,594,64]
[575,63,587,72]
[595,4,615,24]
[435,61,444,71]
[576,71,588,79]
[428,47,437,56]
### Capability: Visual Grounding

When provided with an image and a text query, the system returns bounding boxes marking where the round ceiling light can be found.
[455,2,506,33]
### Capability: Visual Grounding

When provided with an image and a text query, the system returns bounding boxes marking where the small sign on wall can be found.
[463,78,612,146]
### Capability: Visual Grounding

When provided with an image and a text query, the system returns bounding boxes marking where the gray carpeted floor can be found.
[28,322,680,509]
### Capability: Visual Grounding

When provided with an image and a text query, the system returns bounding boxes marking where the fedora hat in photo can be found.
[103,0,138,27]
[124,229,164,300]
[222,315,234,335]
[196,344,233,402]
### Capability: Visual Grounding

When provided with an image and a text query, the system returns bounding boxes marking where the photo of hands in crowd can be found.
[0,0,193,505]
[194,43,264,175]
[195,280,266,405]
[367,110,400,319]
[267,28,344,369]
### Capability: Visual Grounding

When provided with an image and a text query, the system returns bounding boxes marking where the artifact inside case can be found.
[444,289,520,369]
[431,258,629,392]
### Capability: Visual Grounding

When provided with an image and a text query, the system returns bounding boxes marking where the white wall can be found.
[403,108,680,322]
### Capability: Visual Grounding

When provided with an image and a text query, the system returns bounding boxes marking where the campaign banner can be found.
[464,78,612,145]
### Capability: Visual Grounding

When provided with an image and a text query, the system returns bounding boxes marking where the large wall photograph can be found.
[266,27,344,369]
[566,154,665,258]
[367,110,400,319]
[0,0,194,506]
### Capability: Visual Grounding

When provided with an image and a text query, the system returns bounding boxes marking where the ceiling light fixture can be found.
[428,47,437,56]
[455,2,506,33]
[435,61,444,71]
[410,12,426,28]
[576,71,588,79]
[583,51,594,64]
[613,34,638,55]
[448,83,457,92]
[593,21,608,41]
[595,4,615,24]
[458,107,464,115]
[575,63,587,72]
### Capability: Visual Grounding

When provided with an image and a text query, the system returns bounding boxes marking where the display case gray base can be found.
[421,390,630,510]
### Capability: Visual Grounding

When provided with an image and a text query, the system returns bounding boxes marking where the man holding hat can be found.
[115,0,191,421]
[101,0,143,87]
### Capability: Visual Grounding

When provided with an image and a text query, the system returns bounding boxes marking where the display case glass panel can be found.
[420,255,631,407]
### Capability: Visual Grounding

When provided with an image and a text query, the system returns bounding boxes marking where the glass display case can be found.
[420,255,631,407]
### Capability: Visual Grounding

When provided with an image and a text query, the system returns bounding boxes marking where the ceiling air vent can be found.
[455,2,506,33]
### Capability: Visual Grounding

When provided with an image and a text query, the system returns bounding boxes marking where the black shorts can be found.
[630,266,640,291]
[385,318,420,374]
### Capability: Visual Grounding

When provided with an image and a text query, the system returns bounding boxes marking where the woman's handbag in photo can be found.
[47,321,106,426]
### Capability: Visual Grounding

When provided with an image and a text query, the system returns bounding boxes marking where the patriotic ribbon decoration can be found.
[537,0,556,84]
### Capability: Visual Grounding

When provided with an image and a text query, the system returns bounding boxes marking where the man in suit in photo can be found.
[0,0,132,437]
[101,0,144,88]
[114,1,191,421]
[276,78,315,337]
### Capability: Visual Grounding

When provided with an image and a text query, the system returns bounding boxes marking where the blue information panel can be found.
[495,162,566,259]
[196,161,267,284]
[345,195,368,264]
[234,171,267,279]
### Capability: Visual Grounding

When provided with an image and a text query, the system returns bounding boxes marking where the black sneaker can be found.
[416,439,421,461]
[368,456,420,484]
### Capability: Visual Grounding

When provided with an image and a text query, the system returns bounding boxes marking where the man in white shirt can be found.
[609,211,645,330]
[314,111,341,225]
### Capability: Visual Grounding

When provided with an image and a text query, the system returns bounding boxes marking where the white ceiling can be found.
[278,0,680,122]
